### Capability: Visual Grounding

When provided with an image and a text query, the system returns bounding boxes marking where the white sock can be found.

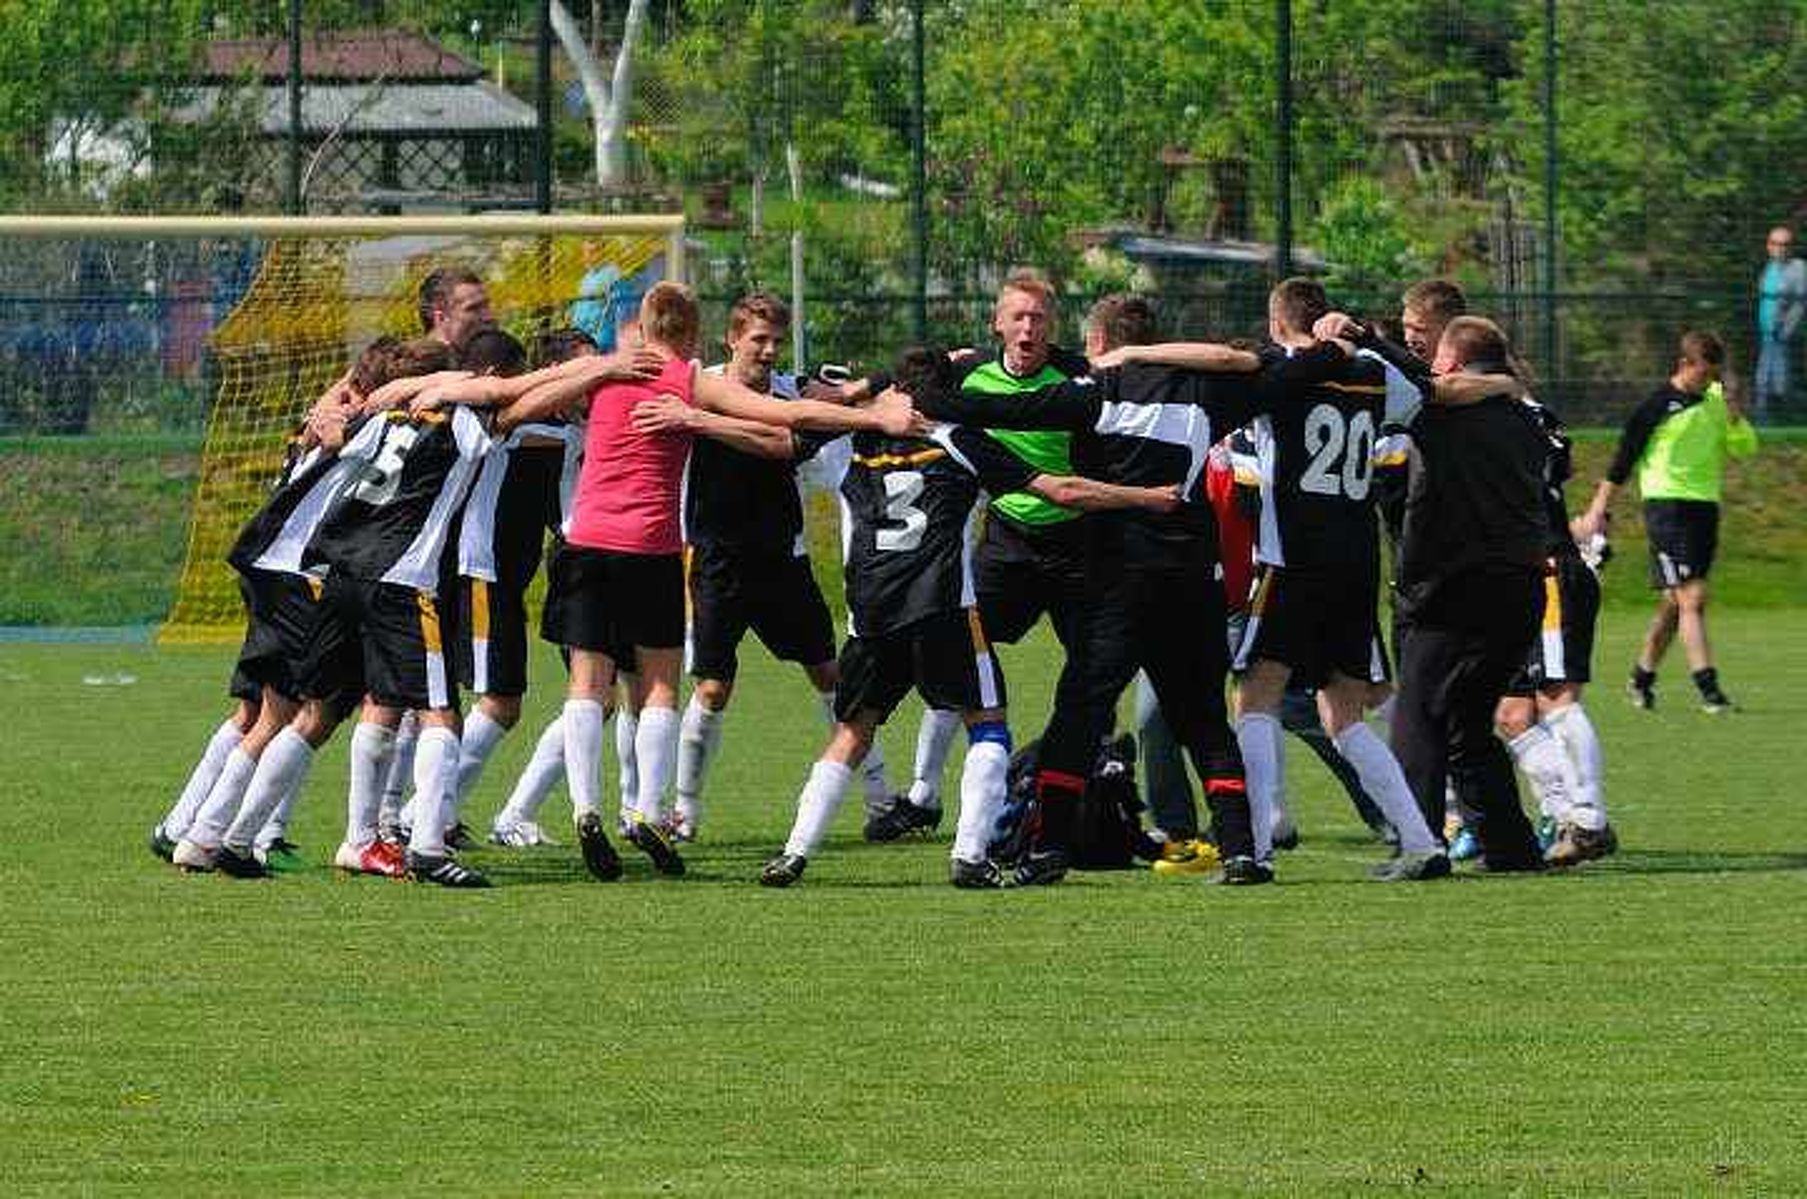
[1544,704,1607,830]
[162,718,244,840]
[784,759,854,859]
[1508,725,1579,827]
[564,698,607,817]
[406,725,461,857]
[1332,722,1439,854]
[675,695,726,822]
[345,721,397,847]
[633,705,681,825]
[227,731,314,852]
[497,716,565,828]
[1370,693,1396,742]
[615,706,640,821]
[184,746,260,849]
[1235,712,1284,864]
[452,708,510,814]
[254,777,301,852]
[217,748,283,853]
[379,710,418,829]
[908,708,961,808]
[952,740,1009,863]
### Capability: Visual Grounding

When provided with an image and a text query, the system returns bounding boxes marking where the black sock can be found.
[1692,667,1722,698]
[1631,665,1657,690]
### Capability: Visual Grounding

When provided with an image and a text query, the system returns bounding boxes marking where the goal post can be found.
[0,213,683,645]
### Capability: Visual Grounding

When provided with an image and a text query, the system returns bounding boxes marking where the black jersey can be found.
[1251,345,1420,572]
[1522,396,1581,560]
[227,438,336,576]
[305,406,491,591]
[683,371,823,555]
[838,423,1036,637]
[456,421,566,587]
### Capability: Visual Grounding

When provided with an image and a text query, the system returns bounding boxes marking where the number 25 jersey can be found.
[838,424,1035,638]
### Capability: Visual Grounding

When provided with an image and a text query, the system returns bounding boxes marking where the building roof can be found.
[174,81,536,137]
[200,29,483,84]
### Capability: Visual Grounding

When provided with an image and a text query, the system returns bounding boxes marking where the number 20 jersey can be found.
[1251,346,1419,573]
[837,424,1035,638]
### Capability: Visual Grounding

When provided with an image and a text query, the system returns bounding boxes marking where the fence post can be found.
[911,0,928,343]
[286,0,302,215]
[1543,0,1559,385]
[1275,0,1294,279]
[537,0,555,214]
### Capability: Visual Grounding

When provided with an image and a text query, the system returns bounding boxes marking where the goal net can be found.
[0,214,683,644]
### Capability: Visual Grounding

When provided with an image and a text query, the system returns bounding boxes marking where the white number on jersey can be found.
[874,470,928,552]
[1298,403,1376,501]
[345,423,421,507]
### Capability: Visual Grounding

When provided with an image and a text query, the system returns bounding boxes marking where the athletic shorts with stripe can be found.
[232,568,325,701]
[540,543,684,654]
[1506,554,1600,694]
[1234,563,1389,689]
[832,607,1006,725]
[297,573,459,711]
[455,575,531,697]
[686,542,836,682]
[1643,498,1719,589]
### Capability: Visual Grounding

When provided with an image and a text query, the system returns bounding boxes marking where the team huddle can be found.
[147,263,1750,889]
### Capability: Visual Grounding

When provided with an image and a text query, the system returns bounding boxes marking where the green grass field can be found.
[2,607,1803,1195]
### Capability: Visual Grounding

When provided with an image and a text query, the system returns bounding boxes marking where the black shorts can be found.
[1508,555,1600,694]
[973,514,1088,646]
[687,543,836,682]
[541,543,685,654]
[455,575,532,697]
[1644,498,1719,588]
[233,569,324,701]
[299,574,459,711]
[1234,564,1388,689]
[833,608,1007,725]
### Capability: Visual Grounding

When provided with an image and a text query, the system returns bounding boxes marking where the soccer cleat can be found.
[444,822,481,852]
[1535,815,1559,854]
[1152,838,1221,877]
[575,810,623,882]
[149,825,177,863]
[215,845,272,879]
[626,817,686,877]
[1368,850,1453,882]
[1447,827,1481,862]
[171,839,218,873]
[950,857,1004,889]
[1011,848,1069,887]
[1272,811,1301,851]
[333,839,407,878]
[863,795,943,843]
[405,851,491,889]
[759,853,807,888]
[664,814,698,844]
[490,820,559,848]
[1544,822,1618,867]
[1700,690,1736,715]
[1626,678,1656,711]
[257,839,308,873]
[377,821,407,848]
[1211,855,1275,886]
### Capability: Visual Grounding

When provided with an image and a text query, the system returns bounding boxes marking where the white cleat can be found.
[490,820,559,848]
[171,839,218,873]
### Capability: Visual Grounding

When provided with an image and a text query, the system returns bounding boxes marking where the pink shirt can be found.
[566,356,694,554]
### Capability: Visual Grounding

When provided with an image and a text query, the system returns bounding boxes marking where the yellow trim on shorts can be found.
[966,607,992,657]
[416,591,443,654]
[1542,570,1563,633]
[469,579,491,641]
[854,447,947,468]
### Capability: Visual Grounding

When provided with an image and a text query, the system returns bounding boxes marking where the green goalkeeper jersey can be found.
[962,357,1081,527]
[1607,381,1759,504]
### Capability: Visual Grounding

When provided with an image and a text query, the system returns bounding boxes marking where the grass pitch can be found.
[1,610,1803,1195]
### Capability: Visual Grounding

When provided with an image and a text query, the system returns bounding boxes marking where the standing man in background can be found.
[1754,226,1805,421]
[1576,331,1758,715]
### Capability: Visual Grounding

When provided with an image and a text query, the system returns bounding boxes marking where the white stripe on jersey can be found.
[1252,413,1284,567]
[1359,349,1423,425]
[380,407,492,593]
[839,489,860,638]
[457,421,566,582]
[1091,401,1216,494]
[251,416,390,577]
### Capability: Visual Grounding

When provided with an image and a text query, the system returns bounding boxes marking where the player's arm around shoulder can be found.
[1028,473,1182,514]
[693,368,925,436]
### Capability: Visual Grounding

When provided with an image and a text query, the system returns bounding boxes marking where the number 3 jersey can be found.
[304,406,491,592]
[838,424,1037,637]
[1250,345,1420,573]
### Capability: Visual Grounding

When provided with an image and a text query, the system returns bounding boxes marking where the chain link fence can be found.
[4,0,1805,433]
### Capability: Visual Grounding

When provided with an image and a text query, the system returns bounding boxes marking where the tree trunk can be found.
[549,0,649,189]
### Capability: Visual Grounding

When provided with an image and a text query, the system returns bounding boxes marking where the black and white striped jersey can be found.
[228,437,338,577]
[305,406,491,592]
[1250,344,1420,571]
[455,420,566,587]
[838,424,1036,637]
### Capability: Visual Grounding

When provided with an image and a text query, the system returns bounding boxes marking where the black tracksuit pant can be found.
[1391,565,1544,868]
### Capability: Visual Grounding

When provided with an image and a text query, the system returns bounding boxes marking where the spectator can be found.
[1754,225,1805,421]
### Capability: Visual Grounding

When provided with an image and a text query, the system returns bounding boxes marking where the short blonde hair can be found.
[995,267,1057,320]
[640,281,700,353]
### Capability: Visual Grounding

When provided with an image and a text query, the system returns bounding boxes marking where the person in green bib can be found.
[866,268,1096,841]
[1576,330,1758,713]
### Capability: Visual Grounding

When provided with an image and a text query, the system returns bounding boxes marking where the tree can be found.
[551,0,650,188]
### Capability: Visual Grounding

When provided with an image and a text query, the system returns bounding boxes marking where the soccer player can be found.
[1575,330,1758,714]
[419,265,497,353]
[878,269,1094,841]
[757,347,1183,889]
[553,282,925,882]
[673,292,890,842]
